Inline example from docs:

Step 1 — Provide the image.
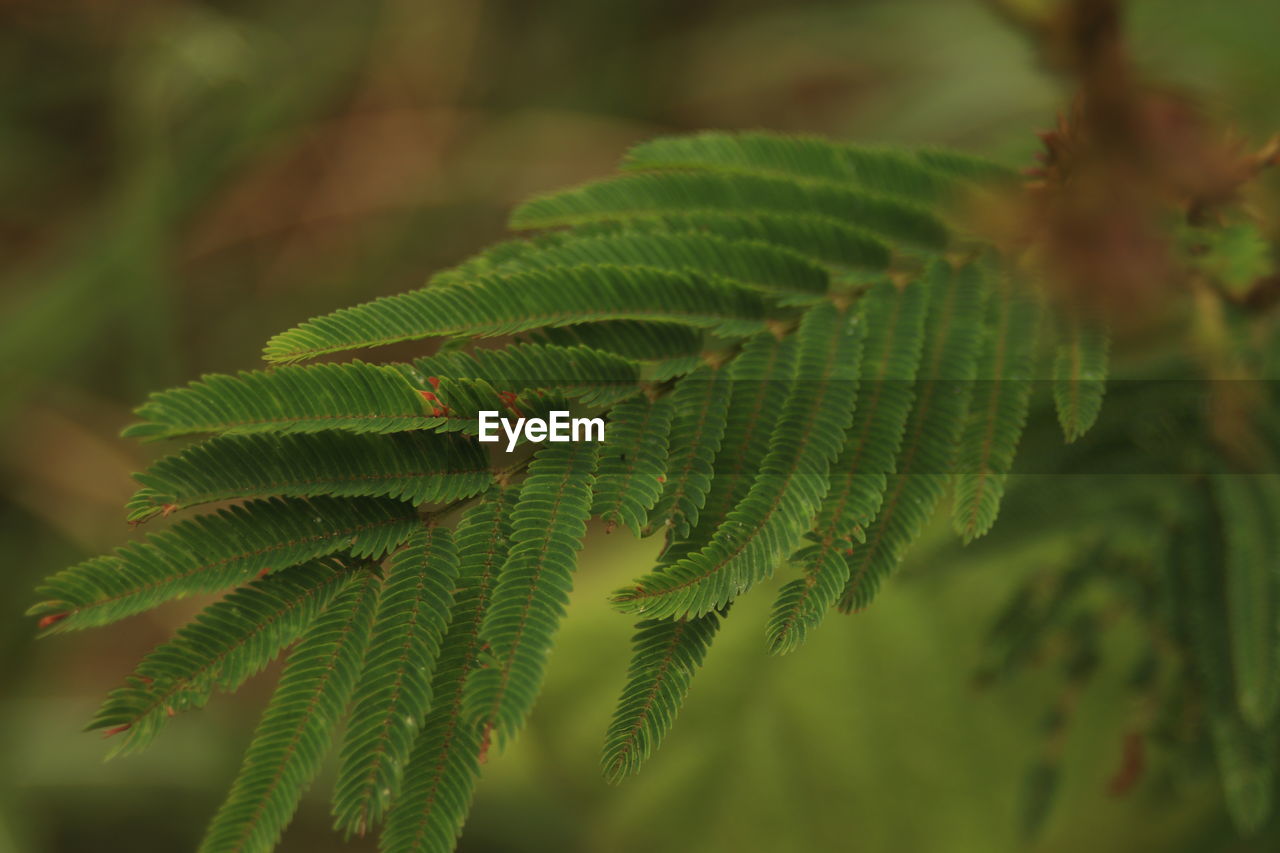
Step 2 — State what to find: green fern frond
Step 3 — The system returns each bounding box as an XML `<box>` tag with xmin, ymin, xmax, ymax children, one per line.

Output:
<box><xmin>510</xmin><ymin>171</ymin><xmax>948</xmax><ymax>250</ymax></box>
<box><xmin>127</xmin><ymin>432</ymin><xmax>492</xmax><ymax>522</ymax></box>
<box><xmin>87</xmin><ymin>558</ymin><xmax>352</xmax><ymax>756</ymax></box>
<box><xmin>953</xmin><ymin>269</ymin><xmax>1041</xmax><ymax>543</ymax></box>
<box><xmin>264</xmin><ymin>265</ymin><xmax>770</xmax><ymax>365</ymax></box>
<box><xmin>333</xmin><ymin>524</ymin><xmax>460</xmax><ymax>837</ymax></box>
<box><xmin>1052</xmin><ymin>313</ymin><xmax>1109</xmax><ymax>443</ymax></box>
<box><xmin>683</xmin><ymin>332</ymin><xmax>799</xmax><ymax>551</ymax></box>
<box><xmin>644</xmin><ymin>364</ymin><xmax>734</xmax><ymax>539</ymax></box>
<box><xmin>592</xmin><ymin>395</ymin><xmax>676</xmax><ymax>535</ymax></box>
<box><xmin>29</xmin><ymin>497</ymin><xmax>418</xmax><ymax>632</ymax></box>
<box><xmin>123</xmin><ymin>362</ymin><xmax>439</xmax><ymax>440</ymax></box>
<box><xmin>763</xmin><ymin>279</ymin><xmax>929</xmax><ymax>652</ymax></box>
<box><xmin>1212</xmin><ymin>473</ymin><xmax>1280</xmax><ymax>728</ymax></box>
<box><xmin>509</xmin><ymin>211</ymin><xmax>892</xmax><ymax>271</ymax></box>
<box><xmin>408</xmin><ymin>342</ymin><xmax>641</xmax><ymax>408</ymax></box>
<box><xmin>763</xmin><ymin>277</ymin><xmax>932</xmax><ymax>654</ymax></box>
<box><xmin>462</xmin><ymin>442</ymin><xmax>599</xmax><ymax>746</ymax></box>
<box><xmin>617</xmin><ymin>302</ymin><xmax>864</xmax><ymax>619</ymax></box>
<box><xmin>913</xmin><ymin>148</ymin><xmax>1020</xmax><ymax>183</ymax></box>
<box><xmin>441</xmin><ymin>230</ymin><xmax>831</xmax><ymax>303</ymax></box>
<box><xmin>382</xmin><ymin>486</ymin><xmax>516</xmax><ymax>853</ymax></box>
<box><xmin>199</xmin><ymin>568</ymin><xmax>381</xmax><ymax>853</ymax></box>
<box><xmin>622</xmin><ymin>131</ymin><xmax>958</xmax><ymax>204</ymax></box>
<box><xmin>533</xmin><ymin>321</ymin><xmax>705</xmax><ymax>381</ymax></box>
<box><xmin>600</xmin><ymin>612</ymin><xmax>722</xmax><ymax>783</ymax></box>
<box><xmin>840</xmin><ymin>261</ymin><xmax>987</xmax><ymax>612</ymax></box>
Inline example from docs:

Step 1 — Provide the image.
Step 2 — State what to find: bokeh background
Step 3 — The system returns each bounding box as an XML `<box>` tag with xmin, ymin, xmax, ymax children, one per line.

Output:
<box><xmin>2</xmin><ymin>1</ymin><xmax>1279</xmax><ymax>851</ymax></box>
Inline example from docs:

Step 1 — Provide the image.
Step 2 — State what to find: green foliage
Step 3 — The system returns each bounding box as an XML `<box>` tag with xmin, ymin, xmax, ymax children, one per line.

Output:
<box><xmin>38</xmin><ymin>130</ymin><xmax>1200</xmax><ymax>851</ymax></box>
<box><xmin>1052</xmin><ymin>313</ymin><xmax>1109</xmax><ymax>443</ymax></box>
<box><xmin>592</xmin><ymin>395</ymin><xmax>677</xmax><ymax>535</ymax></box>
<box><xmin>616</xmin><ymin>302</ymin><xmax>865</xmax><ymax>619</ymax></box>
<box><xmin>840</xmin><ymin>261</ymin><xmax>987</xmax><ymax>612</ymax></box>
<box><xmin>952</xmin><ymin>269</ymin><xmax>1041</xmax><ymax>543</ymax></box>
<box><xmin>89</xmin><ymin>558</ymin><xmax>354</xmax><ymax>756</ymax></box>
<box><xmin>201</xmin><ymin>568</ymin><xmax>381</xmax><ymax>853</ymax></box>
<box><xmin>381</xmin><ymin>486</ymin><xmax>515</xmax><ymax>853</ymax></box>
<box><xmin>461</xmin><ymin>441</ymin><xmax>600</xmax><ymax>746</ymax></box>
<box><xmin>601</xmin><ymin>612</ymin><xmax>722</xmax><ymax>783</ymax></box>
<box><xmin>333</xmin><ymin>524</ymin><xmax>460</xmax><ymax>836</ymax></box>
<box><xmin>29</xmin><ymin>496</ymin><xmax>417</xmax><ymax>632</ymax></box>
<box><xmin>127</xmin><ymin>431</ymin><xmax>492</xmax><ymax>521</ymax></box>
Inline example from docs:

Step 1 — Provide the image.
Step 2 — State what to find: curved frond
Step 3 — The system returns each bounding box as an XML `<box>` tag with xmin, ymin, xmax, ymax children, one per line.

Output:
<box><xmin>381</xmin><ymin>486</ymin><xmax>517</xmax><ymax>853</ymax></box>
<box><xmin>462</xmin><ymin>442</ymin><xmax>599</xmax><ymax>745</ymax></box>
<box><xmin>264</xmin><ymin>265</ymin><xmax>771</xmax><ymax>365</ymax></box>
<box><xmin>1052</xmin><ymin>314</ymin><xmax>1109</xmax><ymax>443</ymax></box>
<box><xmin>617</xmin><ymin>302</ymin><xmax>864</xmax><ymax>619</ymax></box>
<box><xmin>333</xmin><ymin>524</ymin><xmax>460</xmax><ymax>837</ymax></box>
<box><xmin>840</xmin><ymin>261</ymin><xmax>988</xmax><ymax>612</ymax></box>
<box><xmin>29</xmin><ymin>497</ymin><xmax>418</xmax><ymax>632</ymax></box>
<box><xmin>644</xmin><ymin>364</ymin><xmax>734</xmax><ymax>539</ymax></box>
<box><xmin>127</xmin><ymin>432</ymin><xmax>492</xmax><ymax>522</ymax></box>
<box><xmin>623</xmin><ymin>131</ymin><xmax>957</xmax><ymax>204</ymax></box>
<box><xmin>88</xmin><ymin>558</ymin><xmax>353</xmax><ymax>756</ymax></box>
<box><xmin>199</xmin><ymin>568</ymin><xmax>381</xmax><ymax>853</ymax></box>
<box><xmin>510</xmin><ymin>171</ymin><xmax>948</xmax><ymax>251</ymax></box>
<box><xmin>592</xmin><ymin>395</ymin><xmax>676</xmax><ymax>535</ymax></box>
<box><xmin>482</xmin><ymin>212</ymin><xmax>892</xmax><ymax>272</ymax></box>
<box><xmin>953</xmin><ymin>270</ymin><xmax>1042</xmax><ymax>543</ymax></box>
<box><xmin>533</xmin><ymin>321</ymin><xmax>705</xmax><ymax>381</ymax></box>
<box><xmin>683</xmin><ymin>332</ymin><xmax>800</xmax><ymax>550</ymax></box>
<box><xmin>123</xmin><ymin>362</ymin><xmax>438</xmax><ymax>440</ymax></box>
<box><xmin>765</xmin><ymin>280</ymin><xmax>928</xmax><ymax>652</ymax></box>
<box><xmin>601</xmin><ymin>612</ymin><xmax>722</xmax><ymax>783</ymax></box>
<box><xmin>409</xmin><ymin>342</ymin><xmax>641</xmax><ymax>408</ymax></box>
<box><xmin>442</xmin><ymin>230</ymin><xmax>830</xmax><ymax>303</ymax></box>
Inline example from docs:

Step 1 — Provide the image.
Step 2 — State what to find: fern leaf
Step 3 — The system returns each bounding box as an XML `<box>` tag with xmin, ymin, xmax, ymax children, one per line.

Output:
<box><xmin>592</xmin><ymin>395</ymin><xmax>676</xmax><ymax>535</ymax></box>
<box><xmin>127</xmin><ymin>432</ymin><xmax>492</xmax><ymax>522</ymax></box>
<box><xmin>123</xmin><ymin>362</ymin><xmax>439</xmax><ymax>440</ymax></box>
<box><xmin>533</xmin><ymin>321</ymin><xmax>705</xmax><ymax>381</ymax></box>
<box><xmin>913</xmin><ymin>148</ymin><xmax>1020</xmax><ymax>183</ymax></box>
<box><xmin>199</xmin><ymin>568</ymin><xmax>381</xmax><ymax>853</ymax></box>
<box><xmin>510</xmin><ymin>171</ymin><xmax>948</xmax><ymax>251</ymax></box>
<box><xmin>462</xmin><ymin>442</ymin><xmax>599</xmax><ymax>745</ymax></box>
<box><xmin>673</xmin><ymin>332</ymin><xmax>800</xmax><ymax>559</ymax></box>
<box><xmin>840</xmin><ymin>261</ymin><xmax>988</xmax><ymax>612</ymax></box>
<box><xmin>381</xmin><ymin>486</ymin><xmax>516</xmax><ymax>853</ymax></box>
<box><xmin>477</xmin><ymin>212</ymin><xmax>891</xmax><ymax>272</ymax></box>
<box><xmin>408</xmin><ymin>342</ymin><xmax>641</xmax><ymax>408</ymax></box>
<box><xmin>767</xmin><ymin>277</ymin><xmax>931</xmax><ymax>650</ymax></box>
<box><xmin>765</xmin><ymin>546</ymin><xmax>851</xmax><ymax>655</ymax></box>
<box><xmin>617</xmin><ymin>302</ymin><xmax>864</xmax><ymax>619</ymax></box>
<box><xmin>623</xmin><ymin>131</ymin><xmax>956</xmax><ymax>204</ymax></box>
<box><xmin>333</xmin><ymin>524</ymin><xmax>460</xmax><ymax>837</ymax></box>
<box><xmin>600</xmin><ymin>612</ymin><xmax>722</xmax><ymax>783</ymax></box>
<box><xmin>264</xmin><ymin>265</ymin><xmax>770</xmax><ymax>364</ymax></box>
<box><xmin>1052</xmin><ymin>314</ymin><xmax>1109</xmax><ymax>443</ymax></box>
<box><xmin>87</xmin><ymin>558</ymin><xmax>352</xmax><ymax>756</ymax></box>
<box><xmin>953</xmin><ymin>270</ymin><xmax>1041</xmax><ymax>543</ymax></box>
<box><xmin>29</xmin><ymin>497</ymin><xmax>418</xmax><ymax>632</ymax></box>
<box><xmin>1212</xmin><ymin>473</ymin><xmax>1280</xmax><ymax>728</ymax></box>
<box><xmin>644</xmin><ymin>364</ymin><xmax>734</xmax><ymax>539</ymax></box>
<box><xmin>442</xmin><ymin>230</ymin><xmax>830</xmax><ymax>302</ymax></box>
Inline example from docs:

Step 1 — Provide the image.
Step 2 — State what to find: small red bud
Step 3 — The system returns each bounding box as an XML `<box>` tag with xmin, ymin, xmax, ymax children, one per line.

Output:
<box><xmin>37</xmin><ymin>612</ymin><xmax>68</xmax><ymax>631</ymax></box>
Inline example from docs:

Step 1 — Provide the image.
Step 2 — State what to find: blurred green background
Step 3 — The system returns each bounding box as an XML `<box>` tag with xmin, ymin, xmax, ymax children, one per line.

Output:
<box><xmin>2</xmin><ymin>1</ymin><xmax>1278</xmax><ymax>851</ymax></box>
